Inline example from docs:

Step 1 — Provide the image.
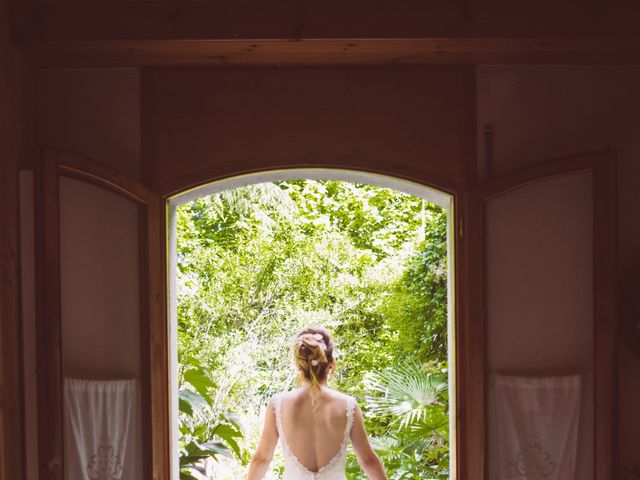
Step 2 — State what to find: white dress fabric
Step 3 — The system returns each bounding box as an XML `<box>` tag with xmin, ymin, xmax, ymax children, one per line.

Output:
<box><xmin>489</xmin><ymin>373</ymin><xmax>582</xmax><ymax>480</ymax></box>
<box><xmin>273</xmin><ymin>393</ymin><xmax>356</xmax><ymax>480</ymax></box>
<box><xmin>64</xmin><ymin>378</ymin><xmax>138</xmax><ymax>480</ymax></box>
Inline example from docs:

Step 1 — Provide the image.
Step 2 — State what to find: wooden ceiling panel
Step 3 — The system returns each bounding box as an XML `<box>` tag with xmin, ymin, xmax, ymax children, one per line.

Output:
<box><xmin>10</xmin><ymin>0</ymin><xmax>640</xmax><ymax>66</ymax></box>
<box><xmin>12</xmin><ymin>0</ymin><xmax>640</xmax><ymax>41</ymax></box>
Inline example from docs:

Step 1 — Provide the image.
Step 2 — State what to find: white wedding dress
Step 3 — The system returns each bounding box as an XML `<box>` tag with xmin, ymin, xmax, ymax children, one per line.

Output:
<box><xmin>273</xmin><ymin>393</ymin><xmax>357</xmax><ymax>480</ymax></box>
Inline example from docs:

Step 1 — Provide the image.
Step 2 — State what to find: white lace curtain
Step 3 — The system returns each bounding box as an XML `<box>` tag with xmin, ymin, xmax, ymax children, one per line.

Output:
<box><xmin>489</xmin><ymin>373</ymin><xmax>582</xmax><ymax>480</ymax></box>
<box><xmin>64</xmin><ymin>378</ymin><xmax>138</xmax><ymax>480</ymax></box>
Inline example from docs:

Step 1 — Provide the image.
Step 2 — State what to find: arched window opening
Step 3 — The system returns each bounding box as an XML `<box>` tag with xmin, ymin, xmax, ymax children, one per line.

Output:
<box><xmin>168</xmin><ymin>170</ymin><xmax>456</xmax><ymax>480</ymax></box>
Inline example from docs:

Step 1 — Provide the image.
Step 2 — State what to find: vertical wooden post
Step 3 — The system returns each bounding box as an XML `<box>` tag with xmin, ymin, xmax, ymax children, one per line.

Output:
<box><xmin>457</xmin><ymin>189</ymin><xmax>486</xmax><ymax>480</ymax></box>
<box><xmin>36</xmin><ymin>151</ymin><xmax>65</xmax><ymax>480</ymax></box>
<box><xmin>0</xmin><ymin>2</ymin><xmax>26</xmax><ymax>477</ymax></box>
<box><xmin>593</xmin><ymin>153</ymin><xmax>618</xmax><ymax>480</ymax></box>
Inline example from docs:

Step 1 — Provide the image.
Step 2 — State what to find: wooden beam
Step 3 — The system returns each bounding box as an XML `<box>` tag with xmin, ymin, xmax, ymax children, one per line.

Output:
<box><xmin>13</xmin><ymin>37</ymin><xmax>640</xmax><ymax>67</ymax></box>
<box><xmin>10</xmin><ymin>0</ymin><xmax>640</xmax><ymax>67</ymax></box>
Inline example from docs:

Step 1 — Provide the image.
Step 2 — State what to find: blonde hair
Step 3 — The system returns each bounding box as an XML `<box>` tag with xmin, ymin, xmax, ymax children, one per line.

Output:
<box><xmin>294</xmin><ymin>327</ymin><xmax>334</xmax><ymax>407</ymax></box>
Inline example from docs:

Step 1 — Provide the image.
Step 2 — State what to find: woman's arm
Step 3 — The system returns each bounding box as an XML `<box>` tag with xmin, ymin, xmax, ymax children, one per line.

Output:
<box><xmin>350</xmin><ymin>403</ymin><xmax>388</xmax><ymax>480</ymax></box>
<box><xmin>246</xmin><ymin>400</ymin><xmax>279</xmax><ymax>480</ymax></box>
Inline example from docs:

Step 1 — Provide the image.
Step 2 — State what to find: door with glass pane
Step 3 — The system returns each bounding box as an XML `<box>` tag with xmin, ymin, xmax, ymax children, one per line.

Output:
<box><xmin>463</xmin><ymin>151</ymin><xmax>616</xmax><ymax>480</ymax></box>
<box><xmin>37</xmin><ymin>148</ymin><xmax>169</xmax><ymax>480</ymax></box>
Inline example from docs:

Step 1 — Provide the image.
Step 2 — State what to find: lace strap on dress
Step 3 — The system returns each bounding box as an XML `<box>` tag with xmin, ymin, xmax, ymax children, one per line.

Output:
<box><xmin>344</xmin><ymin>396</ymin><xmax>357</xmax><ymax>440</ymax></box>
<box><xmin>272</xmin><ymin>393</ymin><xmax>284</xmax><ymax>438</ymax></box>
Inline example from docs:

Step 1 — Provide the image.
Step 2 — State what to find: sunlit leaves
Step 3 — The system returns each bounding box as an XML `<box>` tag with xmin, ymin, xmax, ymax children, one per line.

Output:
<box><xmin>184</xmin><ymin>368</ymin><xmax>217</xmax><ymax>404</ymax></box>
<box><xmin>355</xmin><ymin>363</ymin><xmax>449</xmax><ymax>479</ymax></box>
<box><xmin>176</xmin><ymin>180</ymin><xmax>449</xmax><ymax>479</ymax></box>
<box><xmin>364</xmin><ymin>362</ymin><xmax>448</xmax><ymax>429</ymax></box>
<box><xmin>178</xmin><ymin>357</ymin><xmax>244</xmax><ymax>479</ymax></box>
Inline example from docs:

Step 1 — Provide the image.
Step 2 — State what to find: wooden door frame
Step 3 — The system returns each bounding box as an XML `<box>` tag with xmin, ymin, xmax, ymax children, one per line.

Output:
<box><xmin>34</xmin><ymin>147</ymin><xmax>617</xmax><ymax>480</ymax></box>
<box><xmin>162</xmin><ymin>162</ymin><xmax>478</xmax><ymax>479</ymax></box>
<box><xmin>466</xmin><ymin>150</ymin><xmax>618</xmax><ymax>480</ymax></box>
<box><xmin>35</xmin><ymin>147</ymin><xmax>169</xmax><ymax>480</ymax></box>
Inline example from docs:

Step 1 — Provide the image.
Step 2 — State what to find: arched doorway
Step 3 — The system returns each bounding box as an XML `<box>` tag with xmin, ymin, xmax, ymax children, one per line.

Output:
<box><xmin>167</xmin><ymin>169</ymin><xmax>457</xmax><ymax>479</ymax></box>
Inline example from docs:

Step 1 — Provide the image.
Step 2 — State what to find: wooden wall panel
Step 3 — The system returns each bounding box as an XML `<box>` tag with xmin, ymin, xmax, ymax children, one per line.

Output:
<box><xmin>37</xmin><ymin>68</ymin><xmax>141</xmax><ymax>179</ymax></box>
<box><xmin>0</xmin><ymin>66</ymin><xmax>24</xmax><ymax>480</ymax></box>
<box><xmin>142</xmin><ymin>67</ymin><xmax>475</xmax><ymax>195</ymax></box>
<box><xmin>0</xmin><ymin>0</ymin><xmax>30</xmax><ymax>476</ymax></box>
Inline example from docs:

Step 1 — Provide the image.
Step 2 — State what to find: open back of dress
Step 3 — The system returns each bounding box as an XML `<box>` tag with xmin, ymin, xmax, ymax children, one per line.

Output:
<box><xmin>273</xmin><ymin>393</ymin><xmax>356</xmax><ymax>480</ymax></box>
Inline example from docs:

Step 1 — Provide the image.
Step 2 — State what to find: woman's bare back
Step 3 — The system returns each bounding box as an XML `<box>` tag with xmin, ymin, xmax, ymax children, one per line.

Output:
<box><xmin>245</xmin><ymin>326</ymin><xmax>387</xmax><ymax>479</ymax></box>
<box><xmin>246</xmin><ymin>385</ymin><xmax>387</xmax><ymax>480</ymax></box>
<box><xmin>278</xmin><ymin>387</ymin><xmax>353</xmax><ymax>473</ymax></box>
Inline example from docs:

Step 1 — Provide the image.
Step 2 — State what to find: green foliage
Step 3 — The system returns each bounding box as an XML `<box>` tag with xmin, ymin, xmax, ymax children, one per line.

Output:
<box><xmin>176</xmin><ymin>181</ymin><xmax>449</xmax><ymax>479</ymax></box>
<box><xmin>179</xmin><ymin>356</ymin><xmax>244</xmax><ymax>480</ymax></box>
<box><xmin>365</xmin><ymin>362</ymin><xmax>448</xmax><ymax>431</ymax></box>
<box><xmin>381</xmin><ymin>208</ymin><xmax>448</xmax><ymax>362</ymax></box>
<box><xmin>347</xmin><ymin>363</ymin><xmax>449</xmax><ymax>480</ymax></box>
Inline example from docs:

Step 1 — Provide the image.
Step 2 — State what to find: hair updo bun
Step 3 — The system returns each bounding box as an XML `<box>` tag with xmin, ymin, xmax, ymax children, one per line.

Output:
<box><xmin>294</xmin><ymin>327</ymin><xmax>334</xmax><ymax>401</ymax></box>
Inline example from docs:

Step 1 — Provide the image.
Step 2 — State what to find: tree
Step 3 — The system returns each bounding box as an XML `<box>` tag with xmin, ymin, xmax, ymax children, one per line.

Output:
<box><xmin>175</xmin><ymin>180</ymin><xmax>449</xmax><ymax>479</ymax></box>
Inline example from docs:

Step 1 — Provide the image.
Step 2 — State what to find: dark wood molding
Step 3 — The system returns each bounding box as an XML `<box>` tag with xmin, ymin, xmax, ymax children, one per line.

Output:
<box><xmin>36</xmin><ymin>149</ymin><xmax>64</xmax><ymax>480</ymax></box>
<box><xmin>619</xmin><ymin>267</ymin><xmax>640</xmax><ymax>360</ymax></box>
<box><xmin>0</xmin><ymin>79</ymin><xmax>26</xmax><ymax>480</ymax></box>
<box><xmin>458</xmin><ymin>188</ymin><xmax>486</xmax><ymax>479</ymax></box>
<box><xmin>0</xmin><ymin>181</ymin><xmax>25</xmax><ymax>480</ymax></box>
<box><xmin>10</xmin><ymin>1</ymin><xmax>640</xmax><ymax>67</ymax></box>
<box><xmin>474</xmin><ymin>150</ymin><xmax>611</xmax><ymax>199</ymax></box>
<box><xmin>593</xmin><ymin>152</ymin><xmax>618</xmax><ymax>480</ymax></box>
<box><xmin>55</xmin><ymin>149</ymin><xmax>152</xmax><ymax>204</ymax></box>
<box><xmin>147</xmin><ymin>194</ymin><xmax>170</xmax><ymax>480</ymax></box>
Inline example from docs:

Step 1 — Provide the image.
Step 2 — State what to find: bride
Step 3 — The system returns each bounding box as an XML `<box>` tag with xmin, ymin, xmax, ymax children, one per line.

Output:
<box><xmin>246</xmin><ymin>327</ymin><xmax>388</xmax><ymax>480</ymax></box>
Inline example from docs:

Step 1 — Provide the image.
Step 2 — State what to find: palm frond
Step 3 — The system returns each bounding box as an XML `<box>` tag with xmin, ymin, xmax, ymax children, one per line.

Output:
<box><xmin>364</xmin><ymin>361</ymin><xmax>448</xmax><ymax>431</ymax></box>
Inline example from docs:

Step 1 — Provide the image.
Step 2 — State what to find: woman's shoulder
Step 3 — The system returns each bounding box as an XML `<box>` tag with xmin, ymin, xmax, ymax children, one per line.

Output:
<box><xmin>269</xmin><ymin>389</ymin><xmax>299</xmax><ymax>404</ymax></box>
<box><xmin>327</xmin><ymin>387</ymin><xmax>357</xmax><ymax>400</ymax></box>
<box><xmin>267</xmin><ymin>391</ymin><xmax>286</xmax><ymax>408</ymax></box>
<box><xmin>272</xmin><ymin>388</ymin><xmax>357</xmax><ymax>402</ymax></box>
<box><xmin>320</xmin><ymin>388</ymin><xmax>359</xmax><ymax>409</ymax></box>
